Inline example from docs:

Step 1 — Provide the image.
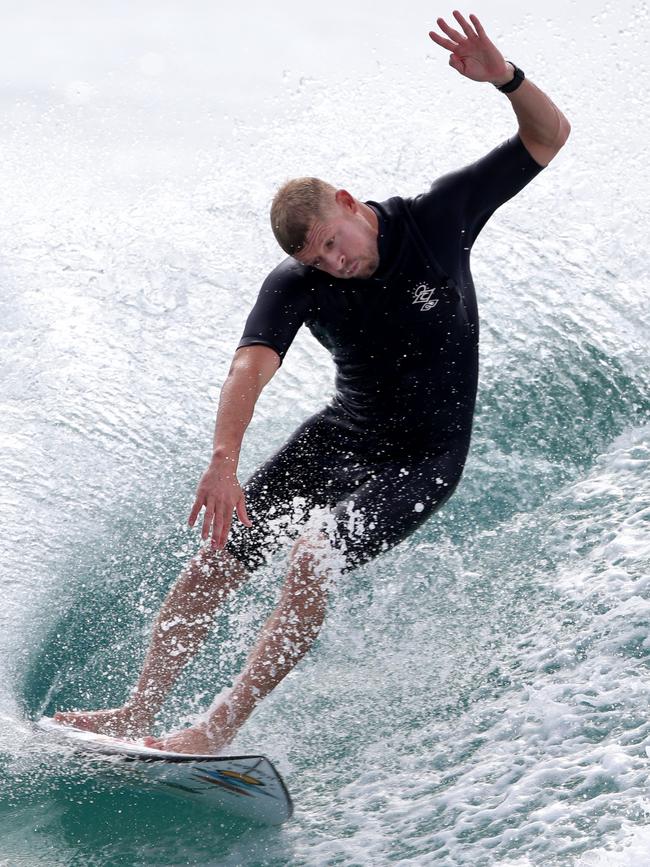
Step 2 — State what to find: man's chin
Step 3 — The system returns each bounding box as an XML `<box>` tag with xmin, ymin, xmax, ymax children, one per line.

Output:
<box><xmin>360</xmin><ymin>259</ymin><xmax>380</xmax><ymax>279</ymax></box>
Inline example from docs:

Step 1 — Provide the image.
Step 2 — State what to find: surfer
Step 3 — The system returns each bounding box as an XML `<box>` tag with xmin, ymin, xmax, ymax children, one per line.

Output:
<box><xmin>55</xmin><ymin>11</ymin><xmax>570</xmax><ymax>753</ymax></box>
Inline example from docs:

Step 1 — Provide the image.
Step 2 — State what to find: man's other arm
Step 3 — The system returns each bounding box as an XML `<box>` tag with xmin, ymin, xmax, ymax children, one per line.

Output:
<box><xmin>494</xmin><ymin>63</ymin><xmax>571</xmax><ymax>167</ymax></box>
<box><xmin>189</xmin><ymin>344</ymin><xmax>281</xmax><ymax>549</ymax></box>
<box><xmin>429</xmin><ymin>11</ymin><xmax>570</xmax><ymax>167</ymax></box>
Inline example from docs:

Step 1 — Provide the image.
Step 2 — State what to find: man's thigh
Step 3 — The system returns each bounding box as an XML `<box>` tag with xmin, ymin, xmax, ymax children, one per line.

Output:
<box><xmin>328</xmin><ymin>437</ymin><xmax>471</xmax><ymax>571</ymax></box>
<box><xmin>225</xmin><ymin>412</ymin><xmax>471</xmax><ymax>574</ymax></box>
<box><xmin>224</xmin><ymin>410</ymin><xmax>371</xmax><ymax>570</ymax></box>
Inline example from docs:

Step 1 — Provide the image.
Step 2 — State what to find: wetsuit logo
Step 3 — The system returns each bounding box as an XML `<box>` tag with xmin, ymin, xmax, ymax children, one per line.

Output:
<box><xmin>412</xmin><ymin>283</ymin><xmax>438</xmax><ymax>312</ymax></box>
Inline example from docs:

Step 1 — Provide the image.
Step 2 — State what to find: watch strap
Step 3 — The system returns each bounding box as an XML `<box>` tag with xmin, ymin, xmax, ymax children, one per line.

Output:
<box><xmin>496</xmin><ymin>62</ymin><xmax>525</xmax><ymax>94</ymax></box>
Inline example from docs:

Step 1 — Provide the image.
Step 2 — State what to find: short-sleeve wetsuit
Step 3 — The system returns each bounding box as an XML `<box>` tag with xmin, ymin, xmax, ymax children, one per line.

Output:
<box><xmin>226</xmin><ymin>135</ymin><xmax>543</xmax><ymax>572</ymax></box>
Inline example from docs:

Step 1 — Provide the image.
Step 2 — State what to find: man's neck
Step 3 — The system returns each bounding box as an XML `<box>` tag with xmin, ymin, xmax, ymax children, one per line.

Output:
<box><xmin>360</xmin><ymin>201</ymin><xmax>379</xmax><ymax>236</ymax></box>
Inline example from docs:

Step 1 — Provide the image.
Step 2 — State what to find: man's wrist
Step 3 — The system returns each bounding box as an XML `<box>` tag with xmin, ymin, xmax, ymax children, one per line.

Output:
<box><xmin>490</xmin><ymin>61</ymin><xmax>514</xmax><ymax>88</ymax></box>
<box><xmin>211</xmin><ymin>446</ymin><xmax>240</xmax><ymax>466</ymax></box>
<box><xmin>494</xmin><ymin>62</ymin><xmax>526</xmax><ymax>94</ymax></box>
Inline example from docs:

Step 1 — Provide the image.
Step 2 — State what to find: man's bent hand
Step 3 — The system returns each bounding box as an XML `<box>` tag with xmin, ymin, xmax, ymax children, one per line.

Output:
<box><xmin>429</xmin><ymin>11</ymin><xmax>510</xmax><ymax>84</ymax></box>
<box><xmin>188</xmin><ymin>460</ymin><xmax>252</xmax><ymax>550</ymax></box>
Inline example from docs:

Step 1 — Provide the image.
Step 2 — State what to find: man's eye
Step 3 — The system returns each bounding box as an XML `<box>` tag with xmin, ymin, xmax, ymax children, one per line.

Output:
<box><xmin>325</xmin><ymin>238</ymin><xmax>334</xmax><ymax>248</ymax></box>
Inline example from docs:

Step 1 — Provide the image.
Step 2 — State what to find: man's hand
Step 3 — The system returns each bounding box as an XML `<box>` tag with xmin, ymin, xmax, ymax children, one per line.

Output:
<box><xmin>188</xmin><ymin>460</ymin><xmax>252</xmax><ymax>550</ymax></box>
<box><xmin>429</xmin><ymin>10</ymin><xmax>510</xmax><ymax>85</ymax></box>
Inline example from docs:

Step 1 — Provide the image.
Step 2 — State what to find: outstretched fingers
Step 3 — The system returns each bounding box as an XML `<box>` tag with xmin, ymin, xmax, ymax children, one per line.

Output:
<box><xmin>428</xmin><ymin>29</ymin><xmax>458</xmax><ymax>52</ymax></box>
<box><xmin>215</xmin><ymin>519</ymin><xmax>230</xmax><ymax>550</ymax></box>
<box><xmin>236</xmin><ymin>494</ymin><xmax>252</xmax><ymax>529</ymax></box>
<box><xmin>189</xmin><ymin>494</ymin><xmax>221</xmax><ymax>543</ymax></box>
<box><xmin>430</xmin><ymin>11</ymin><xmax>487</xmax><ymax>52</ymax></box>
<box><xmin>188</xmin><ymin>494</ymin><xmax>204</xmax><ymax>528</ymax></box>
<box><xmin>211</xmin><ymin>506</ymin><xmax>226</xmax><ymax>549</ymax></box>
<box><xmin>469</xmin><ymin>13</ymin><xmax>487</xmax><ymax>39</ymax></box>
<box><xmin>189</xmin><ymin>482</ymin><xmax>252</xmax><ymax>551</ymax></box>
<box><xmin>436</xmin><ymin>16</ymin><xmax>467</xmax><ymax>45</ymax></box>
<box><xmin>201</xmin><ymin>498</ymin><xmax>216</xmax><ymax>540</ymax></box>
<box><xmin>213</xmin><ymin>496</ymin><xmax>251</xmax><ymax>550</ymax></box>
<box><xmin>452</xmin><ymin>10</ymin><xmax>477</xmax><ymax>39</ymax></box>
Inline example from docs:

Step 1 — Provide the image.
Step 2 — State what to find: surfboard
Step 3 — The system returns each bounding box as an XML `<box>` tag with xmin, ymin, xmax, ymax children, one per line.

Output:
<box><xmin>37</xmin><ymin>716</ymin><xmax>293</xmax><ymax>825</ymax></box>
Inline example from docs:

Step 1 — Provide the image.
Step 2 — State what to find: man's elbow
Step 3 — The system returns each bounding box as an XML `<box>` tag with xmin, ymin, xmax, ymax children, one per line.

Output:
<box><xmin>522</xmin><ymin>112</ymin><xmax>571</xmax><ymax>167</ymax></box>
<box><xmin>544</xmin><ymin>114</ymin><xmax>571</xmax><ymax>165</ymax></box>
<box><xmin>546</xmin><ymin>112</ymin><xmax>571</xmax><ymax>155</ymax></box>
<box><xmin>230</xmin><ymin>344</ymin><xmax>281</xmax><ymax>391</ymax></box>
<box><xmin>557</xmin><ymin>114</ymin><xmax>571</xmax><ymax>149</ymax></box>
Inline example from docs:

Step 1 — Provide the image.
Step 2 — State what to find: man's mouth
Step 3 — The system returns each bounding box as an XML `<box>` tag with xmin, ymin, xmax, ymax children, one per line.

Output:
<box><xmin>345</xmin><ymin>261</ymin><xmax>359</xmax><ymax>278</ymax></box>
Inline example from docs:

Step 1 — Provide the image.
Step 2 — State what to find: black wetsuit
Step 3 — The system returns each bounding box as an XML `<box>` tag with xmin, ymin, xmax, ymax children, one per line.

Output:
<box><xmin>226</xmin><ymin>135</ymin><xmax>543</xmax><ymax>571</ymax></box>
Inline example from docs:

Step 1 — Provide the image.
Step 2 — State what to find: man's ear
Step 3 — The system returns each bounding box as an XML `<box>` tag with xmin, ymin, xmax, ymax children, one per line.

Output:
<box><xmin>334</xmin><ymin>189</ymin><xmax>357</xmax><ymax>212</ymax></box>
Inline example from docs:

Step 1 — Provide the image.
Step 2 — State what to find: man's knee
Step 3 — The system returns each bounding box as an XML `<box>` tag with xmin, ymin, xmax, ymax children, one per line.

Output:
<box><xmin>286</xmin><ymin>529</ymin><xmax>346</xmax><ymax>600</ymax></box>
<box><xmin>288</xmin><ymin>531</ymin><xmax>341</xmax><ymax>581</ymax></box>
<box><xmin>181</xmin><ymin>547</ymin><xmax>248</xmax><ymax>601</ymax></box>
<box><xmin>278</xmin><ymin>534</ymin><xmax>333</xmax><ymax>628</ymax></box>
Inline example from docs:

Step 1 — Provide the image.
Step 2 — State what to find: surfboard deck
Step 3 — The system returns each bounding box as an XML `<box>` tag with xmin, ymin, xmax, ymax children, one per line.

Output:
<box><xmin>37</xmin><ymin>716</ymin><xmax>293</xmax><ymax>825</ymax></box>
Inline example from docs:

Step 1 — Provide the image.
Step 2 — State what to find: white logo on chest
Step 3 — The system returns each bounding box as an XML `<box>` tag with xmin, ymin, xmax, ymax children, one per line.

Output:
<box><xmin>412</xmin><ymin>283</ymin><xmax>438</xmax><ymax>312</ymax></box>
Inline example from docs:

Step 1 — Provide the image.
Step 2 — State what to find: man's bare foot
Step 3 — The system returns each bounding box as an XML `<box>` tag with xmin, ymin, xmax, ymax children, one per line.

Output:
<box><xmin>143</xmin><ymin>721</ymin><xmax>233</xmax><ymax>755</ymax></box>
<box><xmin>53</xmin><ymin>705</ymin><xmax>154</xmax><ymax>740</ymax></box>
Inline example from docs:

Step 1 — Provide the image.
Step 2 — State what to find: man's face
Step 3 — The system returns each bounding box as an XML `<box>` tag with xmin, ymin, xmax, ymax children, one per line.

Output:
<box><xmin>293</xmin><ymin>190</ymin><xmax>380</xmax><ymax>280</ymax></box>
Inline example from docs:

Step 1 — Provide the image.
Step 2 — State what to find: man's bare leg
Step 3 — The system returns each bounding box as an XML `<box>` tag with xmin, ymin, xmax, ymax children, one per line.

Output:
<box><xmin>53</xmin><ymin>547</ymin><xmax>248</xmax><ymax>738</ymax></box>
<box><xmin>145</xmin><ymin>534</ymin><xmax>333</xmax><ymax>753</ymax></box>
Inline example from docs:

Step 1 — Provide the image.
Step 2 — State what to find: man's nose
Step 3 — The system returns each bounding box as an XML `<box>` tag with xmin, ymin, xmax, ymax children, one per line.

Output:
<box><xmin>327</xmin><ymin>250</ymin><xmax>345</xmax><ymax>273</ymax></box>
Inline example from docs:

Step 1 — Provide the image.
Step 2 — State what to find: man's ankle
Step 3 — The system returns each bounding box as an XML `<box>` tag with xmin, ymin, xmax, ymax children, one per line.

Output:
<box><xmin>124</xmin><ymin>699</ymin><xmax>156</xmax><ymax>725</ymax></box>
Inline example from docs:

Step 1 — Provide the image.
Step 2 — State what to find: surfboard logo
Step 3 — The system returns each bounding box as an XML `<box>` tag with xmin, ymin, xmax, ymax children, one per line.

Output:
<box><xmin>412</xmin><ymin>283</ymin><xmax>438</xmax><ymax>311</ymax></box>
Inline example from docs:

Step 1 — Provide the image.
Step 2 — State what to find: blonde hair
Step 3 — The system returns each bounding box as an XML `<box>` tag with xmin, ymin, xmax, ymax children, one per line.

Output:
<box><xmin>270</xmin><ymin>177</ymin><xmax>337</xmax><ymax>255</ymax></box>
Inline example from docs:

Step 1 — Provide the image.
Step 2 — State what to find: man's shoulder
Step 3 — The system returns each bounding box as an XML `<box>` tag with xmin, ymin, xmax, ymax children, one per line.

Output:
<box><xmin>261</xmin><ymin>256</ymin><xmax>321</xmax><ymax>293</ymax></box>
<box><xmin>375</xmin><ymin>186</ymin><xmax>454</xmax><ymax>230</ymax></box>
<box><xmin>253</xmin><ymin>257</ymin><xmax>326</xmax><ymax>322</ymax></box>
<box><xmin>370</xmin><ymin>194</ymin><xmax>409</xmax><ymax>221</ymax></box>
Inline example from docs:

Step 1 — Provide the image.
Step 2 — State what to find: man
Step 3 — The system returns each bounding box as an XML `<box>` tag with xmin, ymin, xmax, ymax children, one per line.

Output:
<box><xmin>55</xmin><ymin>11</ymin><xmax>570</xmax><ymax>753</ymax></box>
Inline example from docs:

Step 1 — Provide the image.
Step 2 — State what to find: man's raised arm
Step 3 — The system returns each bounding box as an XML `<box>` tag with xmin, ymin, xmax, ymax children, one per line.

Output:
<box><xmin>429</xmin><ymin>10</ymin><xmax>570</xmax><ymax>166</ymax></box>
<box><xmin>188</xmin><ymin>344</ymin><xmax>280</xmax><ymax>550</ymax></box>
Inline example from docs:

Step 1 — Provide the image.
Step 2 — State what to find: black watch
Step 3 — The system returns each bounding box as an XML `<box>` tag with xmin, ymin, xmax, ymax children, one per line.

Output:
<box><xmin>495</xmin><ymin>62</ymin><xmax>525</xmax><ymax>94</ymax></box>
